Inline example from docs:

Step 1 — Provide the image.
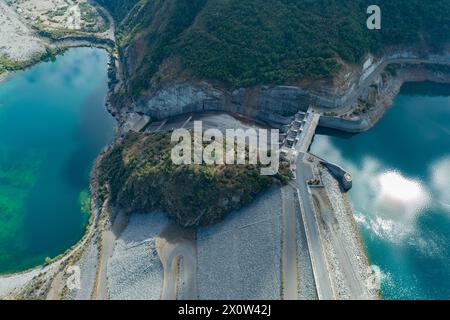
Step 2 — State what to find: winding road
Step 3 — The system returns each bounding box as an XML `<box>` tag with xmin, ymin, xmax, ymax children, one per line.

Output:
<box><xmin>156</xmin><ymin>224</ymin><xmax>198</xmax><ymax>300</ymax></box>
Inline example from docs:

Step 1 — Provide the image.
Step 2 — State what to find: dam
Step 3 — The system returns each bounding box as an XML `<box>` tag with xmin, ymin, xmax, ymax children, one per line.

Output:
<box><xmin>123</xmin><ymin>106</ymin><xmax>373</xmax><ymax>300</ymax></box>
<box><xmin>277</xmin><ymin>108</ymin><xmax>370</xmax><ymax>299</ymax></box>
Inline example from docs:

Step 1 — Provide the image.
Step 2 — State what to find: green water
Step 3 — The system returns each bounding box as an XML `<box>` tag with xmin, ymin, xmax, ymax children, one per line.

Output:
<box><xmin>0</xmin><ymin>48</ymin><xmax>114</xmax><ymax>274</ymax></box>
<box><xmin>311</xmin><ymin>82</ymin><xmax>450</xmax><ymax>299</ymax></box>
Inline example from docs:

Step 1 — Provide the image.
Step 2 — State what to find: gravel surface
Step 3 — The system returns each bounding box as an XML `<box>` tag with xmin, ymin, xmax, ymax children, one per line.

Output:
<box><xmin>197</xmin><ymin>186</ymin><xmax>282</xmax><ymax>300</ymax></box>
<box><xmin>0</xmin><ymin>1</ymin><xmax>45</xmax><ymax>61</ymax></box>
<box><xmin>107</xmin><ymin>212</ymin><xmax>169</xmax><ymax>300</ymax></box>
<box><xmin>65</xmin><ymin>234</ymin><xmax>100</xmax><ymax>300</ymax></box>
<box><xmin>9</xmin><ymin>0</ymin><xmax>106</xmax><ymax>32</ymax></box>
<box><xmin>177</xmin><ymin>257</ymin><xmax>185</xmax><ymax>300</ymax></box>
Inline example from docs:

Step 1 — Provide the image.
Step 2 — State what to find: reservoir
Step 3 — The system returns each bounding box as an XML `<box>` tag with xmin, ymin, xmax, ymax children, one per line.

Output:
<box><xmin>0</xmin><ymin>48</ymin><xmax>114</xmax><ymax>274</ymax></box>
<box><xmin>311</xmin><ymin>82</ymin><xmax>450</xmax><ymax>299</ymax></box>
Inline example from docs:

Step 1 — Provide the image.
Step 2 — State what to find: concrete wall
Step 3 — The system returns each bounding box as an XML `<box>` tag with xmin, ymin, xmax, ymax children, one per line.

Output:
<box><xmin>135</xmin><ymin>83</ymin><xmax>296</xmax><ymax>126</ymax></box>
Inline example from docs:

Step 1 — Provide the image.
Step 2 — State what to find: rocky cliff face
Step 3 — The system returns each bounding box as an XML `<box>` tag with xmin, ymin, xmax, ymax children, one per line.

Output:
<box><xmin>109</xmin><ymin>51</ymin><xmax>362</xmax><ymax>126</ymax></box>
<box><xmin>110</xmin><ymin>48</ymin><xmax>450</xmax><ymax>133</ymax></box>
<box><xmin>98</xmin><ymin>0</ymin><xmax>450</xmax><ymax>131</ymax></box>
<box><xmin>134</xmin><ymin>82</ymin><xmax>319</xmax><ymax>125</ymax></box>
<box><xmin>321</xmin><ymin>54</ymin><xmax>450</xmax><ymax>132</ymax></box>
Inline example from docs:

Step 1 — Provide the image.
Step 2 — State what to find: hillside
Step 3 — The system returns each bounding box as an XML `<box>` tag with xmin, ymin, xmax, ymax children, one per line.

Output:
<box><xmin>98</xmin><ymin>0</ymin><xmax>450</xmax><ymax>97</ymax></box>
<box><xmin>99</xmin><ymin>132</ymin><xmax>288</xmax><ymax>226</ymax></box>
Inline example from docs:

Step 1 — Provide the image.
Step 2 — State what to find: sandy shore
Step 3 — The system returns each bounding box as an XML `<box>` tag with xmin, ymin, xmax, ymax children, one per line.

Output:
<box><xmin>0</xmin><ymin>269</ymin><xmax>41</xmax><ymax>298</ymax></box>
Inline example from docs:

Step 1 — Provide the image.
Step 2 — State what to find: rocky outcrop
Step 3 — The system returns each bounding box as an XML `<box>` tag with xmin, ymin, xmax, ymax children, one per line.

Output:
<box><xmin>328</xmin><ymin>60</ymin><xmax>450</xmax><ymax>132</ymax></box>
<box><xmin>132</xmin><ymin>82</ymin><xmax>315</xmax><ymax>126</ymax></box>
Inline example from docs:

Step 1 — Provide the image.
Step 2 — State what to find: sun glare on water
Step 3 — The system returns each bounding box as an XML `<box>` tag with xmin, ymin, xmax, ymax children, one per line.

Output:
<box><xmin>376</xmin><ymin>171</ymin><xmax>430</xmax><ymax>220</ymax></box>
<box><xmin>379</xmin><ymin>171</ymin><xmax>426</xmax><ymax>202</ymax></box>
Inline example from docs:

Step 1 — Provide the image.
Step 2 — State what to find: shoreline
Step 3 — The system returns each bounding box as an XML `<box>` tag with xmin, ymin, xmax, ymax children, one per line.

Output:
<box><xmin>0</xmin><ymin>0</ymin><xmax>118</xmax><ymax>285</ymax></box>
<box><xmin>0</xmin><ymin>0</ymin><xmax>116</xmax><ymax>88</ymax></box>
<box><xmin>2</xmin><ymin>59</ymin><xmax>449</xmax><ymax>299</ymax></box>
<box><xmin>1</xmin><ymin>4</ymin><xmax>449</xmax><ymax>297</ymax></box>
<box><xmin>0</xmin><ymin>46</ymin><xmax>115</xmax><ymax>276</ymax></box>
<box><xmin>0</xmin><ymin>144</ymin><xmax>111</xmax><ymax>298</ymax></box>
<box><xmin>318</xmin><ymin>58</ymin><xmax>450</xmax><ymax>133</ymax></box>
<box><xmin>0</xmin><ymin>44</ymin><xmax>110</xmax><ymax>89</ymax></box>
<box><xmin>318</xmin><ymin>167</ymin><xmax>381</xmax><ymax>299</ymax></box>
<box><xmin>0</xmin><ymin>71</ymin><xmax>9</xmax><ymax>84</ymax></box>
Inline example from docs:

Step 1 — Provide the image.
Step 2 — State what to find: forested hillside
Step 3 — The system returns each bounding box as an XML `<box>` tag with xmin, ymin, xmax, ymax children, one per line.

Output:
<box><xmin>99</xmin><ymin>132</ymin><xmax>288</xmax><ymax>226</ymax></box>
<box><xmin>97</xmin><ymin>0</ymin><xmax>450</xmax><ymax>96</ymax></box>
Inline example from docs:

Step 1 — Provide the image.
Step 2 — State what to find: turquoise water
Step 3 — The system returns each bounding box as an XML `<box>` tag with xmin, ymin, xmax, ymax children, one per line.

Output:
<box><xmin>0</xmin><ymin>48</ymin><xmax>114</xmax><ymax>274</ymax></box>
<box><xmin>311</xmin><ymin>82</ymin><xmax>450</xmax><ymax>299</ymax></box>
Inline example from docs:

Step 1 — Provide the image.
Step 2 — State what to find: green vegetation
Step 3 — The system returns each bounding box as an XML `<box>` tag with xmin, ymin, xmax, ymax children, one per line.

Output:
<box><xmin>0</xmin><ymin>54</ymin><xmax>26</xmax><ymax>73</ymax></box>
<box><xmin>423</xmin><ymin>63</ymin><xmax>450</xmax><ymax>74</ymax></box>
<box><xmin>79</xmin><ymin>3</ymin><xmax>97</xmax><ymax>30</ymax></box>
<box><xmin>79</xmin><ymin>3</ymin><xmax>110</xmax><ymax>33</ymax></box>
<box><xmin>0</xmin><ymin>47</ymin><xmax>65</xmax><ymax>74</ymax></box>
<box><xmin>46</xmin><ymin>6</ymin><xmax>69</xmax><ymax>19</ymax></box>
<box><xmin>34</xmin><ymin>25</ymin><xmax>84</xmax><ymax>40</ymax></box>
<box><xmin>385</xmin><ymin>64</ymin><xmax>398</xmax><ymax>77</ymax></box>
<box><xmin>79</xmin><ymin>190</ymin><xmax>91</xmax><ymax>216</ymax></box>
<box><xmin>97</xmin><ymin>0</ymin><xmax>141</xmax><ymax>21</ymax></box>
<box><xmin>97</xmin><ymin>0</ymin><xmax>450</xmax><ymax>96</ymax></box>
<box><xmin>385</xmin><ymin>62</ymin><xmax>450</xmax><ymax>78</ymax></box>
<box><xmin>91</xmin><ymin>4</ymin><xmax>112</xmax><ymax>33</ymax></box>
<box><xmin>0</xmin><ymin>147</ymin><xmax>43</xmax><ymax>273</ymax></box>
<box><xmin>99</xmin><ymin>132</ymin><xmax>288</xmax><ymax>226</ymax></box>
